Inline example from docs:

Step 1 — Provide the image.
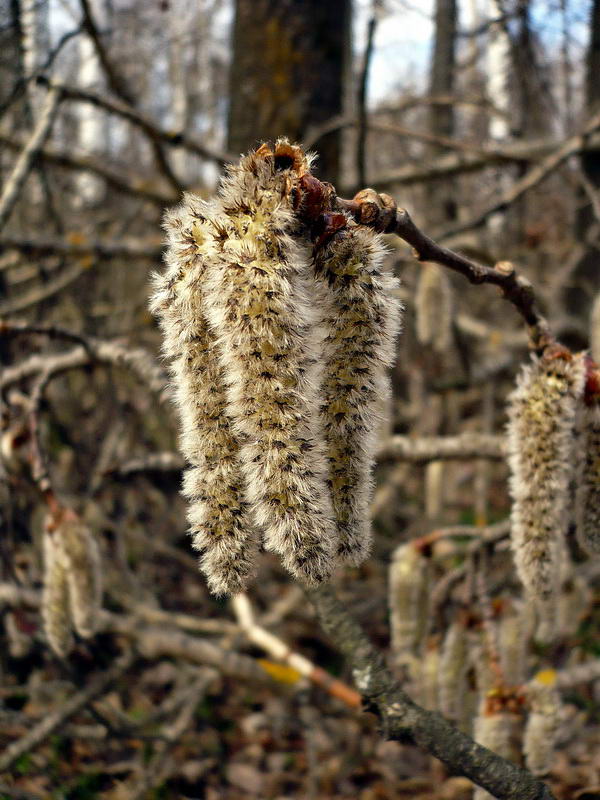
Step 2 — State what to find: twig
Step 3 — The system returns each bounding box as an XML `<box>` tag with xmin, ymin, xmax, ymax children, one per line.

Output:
<box><xmin>0</xmin><ymin>261</ymin><xmax>94</xmax><ymax>316</ymax></box>
<box><xmin>231</xmin><ymin>593</ymin><xmax>361</xmax><ymax>709</ymax></box>
<box><xmin>37</xmin><ymin>77</ymin><xmax>232</xmax><ymax>166</ymax></box>
<box><xmin>78</xmin><ymin>0</ymin><xmax>183</xmax><ymax>194</ymax></box>
<box><xmin>0</xmin><ymin>132</ymin><xmax>176</xmax><ymax>205</ymax></box>
<box><xmin>1</xmin><ymin>337</ymin><xmax>169</xmax><ymax>400</ymax></box>
<box><xmin>308</xmin><ymin>584</ymin><xmax>555</xmax><ymax>800</ymax></box>
<box><xmin>377</xmin><ymin>433</ymin><xmax>505</xmax><ymax>462</ymax></box>
<box><xmin>335</xmin><ymin>190</ymin><xmax>551</xmax><ymax>348</ymax></box>
<box><xmin>0</xmin><ymin>233</ymin><xmax>161</xmax><ymax>261</ymax></box>
<box><xmin>356</xmin><ymin>5</ymin><xmax>378</xmax><ymax>186</ymax></box>
<box><xmin>0</xmin><ymin>86</ymin><xmax>61</xmax><ymax>232</ymax></box>
<box><xmin>0</xmin><ymin>650</ymin><xmax>134</xmax><ymax>772</ymax></box>
<box><xmin>438</xmin><ymin>109</ymin><xmax>600</xmax><ymax>240</ymax></box>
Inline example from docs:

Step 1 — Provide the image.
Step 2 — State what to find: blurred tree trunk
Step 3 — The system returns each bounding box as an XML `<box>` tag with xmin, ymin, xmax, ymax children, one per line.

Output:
<box><xmin>227</xmin><ymin>0</ymin><xmax>351</xmax><ymax>184</ymax></box>
<box><xmin>426</xmin><ymin>0</ymin><xmax>457</xmax><ymax>225</ymax></box>
<box><xmin>565</xmin><ymin>0</ymin><xmax>600</xmax><ymax>320</ymax></box>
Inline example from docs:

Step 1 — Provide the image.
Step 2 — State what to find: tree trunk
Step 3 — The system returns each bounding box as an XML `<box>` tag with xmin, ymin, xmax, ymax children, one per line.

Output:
<box><xmin>426</xmin><ymin>0</ymin><xmax>457</xmax><ymax>225</ymax></box>
<box><xmin>227</xmin><ymin>0</ymin><xmax>351</xmax><ymax>184</ymax></box>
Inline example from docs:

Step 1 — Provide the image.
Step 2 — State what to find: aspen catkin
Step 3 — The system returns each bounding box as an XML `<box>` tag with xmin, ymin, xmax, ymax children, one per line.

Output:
<box><xmin>314</xmin><ymin>217</ymin><xmax>401</xmax><ymax>563</ymax></box>
<box><xmin>415</xmin><ymin>263</ymin><xmax>452</xmax><ymax>353</ymax></box>
<box><xmin>439</xmin><ymin>619</ymin><xmax>469</xmax><ymax>721</ymax></box>
<box><xmin>473</xmin><ymin>701</ymin><xmax>523</xmax><ymax>800</ymax></box>
<box><xmin>388</xmin><ymin>541</ymin><xmax>430</xmax><ymax>662</ymax></box>
<box><xmin>41</xmin><ymin>530</ymin><xmax>73</xmax><ymax>657</ymax></box>
<box><xmin>151</xmin><ymin>194</ymin><xmax>258</xmax><ymax>595</ymax></box>
<box><xmin>523</xmin><ymin>670</ymin><xmax>561</xmax><ymax>776</ymax></box>
<box><xmin>201</xmin><ymin>142</ymin><xmax>338</xmax><ymax>584</ymax></box>
<box><xmin>54</xmin><ymin>510</ymin><xmax>102</xmax><ymax>639</ymax></box>
<box><xmin>506</xmin><ymin>350</ymin><xmax>585</xmax><ymax>639</ymax></box>
<box><xmin>575</xmin><ymin>400</ymin><xmax>600</xmax><ymax>555</ymax></box>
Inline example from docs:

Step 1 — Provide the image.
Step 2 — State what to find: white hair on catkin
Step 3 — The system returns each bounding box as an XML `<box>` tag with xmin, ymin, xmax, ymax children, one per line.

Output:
<box><xmin>201</xmin><ymin>142</ymin><xmax>338</xmax><ymax>585</ymax></box>
<box><xmin>575</xmin><ymin>399</ymin><xmax>600</xmax><ymax>556</ymax></box>
<box><xmin>150</xmin><ymin>194</ymin><xmax>259</xmax><ymax>595</ymax></box>
<box><xmin>314</xmin><ymin>217</ymin><xmax>401</xmax><ymax>564</ymax></box>
<box><xmin>42</xmin><ymin>529</ymin><xmax>73</xmax><ymax>657</ymax></box>
<box><xmin>439</xmin><ymin>619</ymin><xmax>469</xmax><ymax>722</ymax></box>
<box><xmin>506</xmin><ymin>350</ymin><xmax>585</xmax><ymax>640</ymax></box>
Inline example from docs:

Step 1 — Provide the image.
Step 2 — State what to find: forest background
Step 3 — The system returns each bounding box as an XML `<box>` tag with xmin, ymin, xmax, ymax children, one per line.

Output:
<box><xmin>1</xmin><ymin>0</ymin><xmax>600</xmax><ymax>798</ymax></box>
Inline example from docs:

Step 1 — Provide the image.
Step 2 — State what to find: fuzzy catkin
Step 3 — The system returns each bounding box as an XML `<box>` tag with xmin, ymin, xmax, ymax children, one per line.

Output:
<box><xmin>473</xmin><ymin>705</ymin><xmax>523</xmax><ymax>800</ymax></box>
<box><xmin>389</xmin><ymin>542</ymin><xmax>430</xmax><ymax>662</ymax></box>
<box><xmin>54</xmin><ymin>513</ymin><xmax>102</xmax><ymax>638</ymax></box>
<box><xmin>314</xmin><ymin>218</ymin><xmax>400</xmax><ymax>563</ymax></box>
<box><xmin>42</xmin><ymin>531</ymin><xmax>73</xmax><ymax>657</ymax></box>
<box><xmin>201</xmin><ymin>143</ymin><xmax>337</xmax><ymax>584</ymax></box>
<box><xmin>498</xmin><ymin>601</ymin><xmax>532</xmax><ymax>687</ymax></box>
<box><xmin>575</xmin><ymin>401</ymin><xmax>600</xmax><ymax>555</ymax></box>
<box><xmin>415</xmin><ymin>263</ymin><xmax>452</xmax><ymax>353</ymax></box>
<box><xmin>439</xmin><ymin>620</ymin><xmax>469</xmax><ymax>721</ymax></box>
<box><xmin>523</xmin><ymin>671</ymin><xmax>561</xmax><ymax>776</ymax></box>
<box><xmin>506</xmin><ymin>351</ymin><xmax>585</xmax><ymax>639</ymax></box>
<box><xmin>151</xmin><ymin>195</ymin><xmax>259</xmax><ymax>595</ymax></box>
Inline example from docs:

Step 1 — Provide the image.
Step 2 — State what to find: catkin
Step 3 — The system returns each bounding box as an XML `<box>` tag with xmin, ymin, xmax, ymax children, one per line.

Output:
<box><xmin>523</xmin><ymin>670</ymin><xmax>561</xmax><ymax>776</ymax></box>
<box><xmin>590</xmin><ymin>292</ymin><xmax>600</xmax><ymax>363</ymax></box>
<box><xmin>415</xmin><ymin>263</ymin><xmax>452</xmax><ymax>353</ymax></box>
<box><xmin>575</xmin><ymin>400</ymin><xmax>600</xmax><ymax>555</ymax></box>
<box><xmin>389</xmin><ymin>541</ymin><xmax>430</xmax><ymax>662</ymax></box>
<box><xmin>439</xmin><ymin>620</ymin><xmax>469</xmax><ymax>721</ymax></box>
<box><xmin>473</xmin><ymin>703</ymin><xmax>522</xmax><ymax>800</ymax></box>
<box><xmin>201</xmin><ymin>142</ymin><xmax>338</xmax><ymax>584</ymax></box>
<box><xmin>506</xmin><ymin>350</ymin><xmax>585</xmax><ymax>639</ymax></box>
<box><xmin>42</xmin><ymin>530</ymin><xmax>73</xmax><ymax>657</ymax></box>
<box><xmin>314</xmin><ymin>216</ymin><xmax>400</xmax><ymax>563</ymax></box>
<box><xmin>151</xmin><ymin>194</ymin><xmax>258</xmax><ymax>595</ymax></box>
<box><xmin>498</xmin><ymin>601</ymin><xmax>532</xmax><ymax>687</ymax></box>
<box><xmin>54</xmin><ymin>511</ymin><xmax>102</xmax><ymax>638</ymax></box>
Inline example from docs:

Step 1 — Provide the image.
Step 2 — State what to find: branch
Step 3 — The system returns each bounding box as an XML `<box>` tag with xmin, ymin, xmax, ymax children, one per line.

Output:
<box><xmin>0</xmin><ymin>131</ymin><xmax>176</xmax><ymax>205</ymax></box>
<box><xmin>0</xmin><ymin>234</ymin><xmax>161</xmax><ymax>261</ymax></box>
<box><xmin>231</xmin><ymin>593</ymin><xmax>361</xmax><ymax>708</ymax></box>
<box><xmin>38</xmin><ymin>77</ymin><xmax>232</xmax><ymax>165</ymax></box>
<box><xmin>378</xmin><ymin>433</ymin><xmax>505</xmax><ymax>462</ymax></box>
<box><xmin>437</xmin><ymin>109</ymin><xmax>600</xmax><ymax>240</ymax></box>
<box><xmin>0</xmin><ymin>86</ymin><xmax>61</xmax><ymax>232</ymax></box>
<box><xmin>77</xmin><ymin>0</ymin><xmax>183</xmax><ymax>194</ymax></box>
<box><xmin>308</xmin><ymin>585</ymin><xmax>556</xmax><ymax>800</ymax></box>
<box><xmin>335</xmin><ymin>190</ymin><xmax>551</xmax><ymax>348</ymax></box>
<box><xmin>0</xmin><ymin>651</ymin><xmax>134</xmax><ymax>772</ymax></box>
<box><xmin>0</xmin><ymin>337</ymin><xmax>169</xmax><ymax>400</ymax></box>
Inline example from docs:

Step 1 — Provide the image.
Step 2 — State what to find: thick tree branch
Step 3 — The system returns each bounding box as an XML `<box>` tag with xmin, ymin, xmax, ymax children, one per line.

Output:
<box><xmin>308</xmin><ymin>584</ymin><xmax>556</xmax><ymax>800</ymax></box>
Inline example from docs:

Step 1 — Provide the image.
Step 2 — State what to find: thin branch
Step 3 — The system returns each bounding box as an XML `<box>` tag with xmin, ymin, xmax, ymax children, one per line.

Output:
<box><xmin>78</xmin><ymin>0</ymin><xmax>182</xmax><ymax>194</ymax></box>
<box><xmin>0</xmin><ymin>132</ymin><xmax>176</xmax><ymax>205</ymax></box>
<box><xmin>438</xmin><ymin>109</ymin><xmax>600</xmax><ymax>240</ymax></box>
<box><xmin>0</xmin><ymin>234</ymin><xmax>161</xmax><ymax>261</ymax></box>
<box><xmin>0</xmin><ymin>86</ymin><xmax>61</xmax><ymax>232</ymax></box>
<box><xmin>308</xmin><ymin>585</ymin><xmax>555</xmax><ymax>800</ymax></box>
<box><xmin>377</xmin><ymin>433</ymin><xmax>505</xmax><ymax>462</ymax></box>
<box><xmin>38</xmin><ymin>77</ymin><xmax>232</xmax><ymax>166</ymax></box>
<box><xmin>231</xmin><ymin>593</ymin><xmax>361</xmax><ymax>708</ymax></box>
<box><xmin>0</xmin><ymin>651</ymin><xmax>134</xmax><ymax>773</ymax></box>
<box><xmin>335</xmin><ymin>190</ymin><xmax>550</xmax><ymax>348</ymax></box>
<box><xmin>356</xmin><ymin>6</ymin><xmax>378</xmax><ymax>186</ymax></box>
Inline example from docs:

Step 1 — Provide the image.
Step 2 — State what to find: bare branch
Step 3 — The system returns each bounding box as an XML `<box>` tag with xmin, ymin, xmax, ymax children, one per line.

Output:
<box><xmin>0</xmin><ymin>650</ymin><xmax>134</xmax><ymax>773</ymax></box>
<box><xmin>378</xmin><ymin>433</ymin><xmax>505</xmax><ymax>462</ymax></box>
<box><xmin>38</xmin><ymin>77</ymin><xmax>232</xmax><ymax>165</ymax></box>
<box><xmin>308</xmin><ymin>584</ymin><xmax>556</xmax><ymax>800</ymax></box>
<box><xmin>0</xmin><ymin>86</ymin><xmax>61</xmax><ymax>232</ymax></box>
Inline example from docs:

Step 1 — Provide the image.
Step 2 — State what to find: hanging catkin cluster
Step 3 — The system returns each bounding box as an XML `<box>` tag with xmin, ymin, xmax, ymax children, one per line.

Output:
<box><xmin>506</xmin><ymin>348</ymin><xmax>585</xmax><ymax>639</ymax></box>
<box><xmin>41</xmin><ymin>508</ymin><xmax>102</xmax><ymax>657</ymax></box>
<box><xmin>575</xmin><ymin>396</ymin><xmax>600</xmax><ymax>555</ymax></box>
<box><xmin>151</xmin><ymin>141</ymin><xmax>400</xmax><ymax>594</ymax></box>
